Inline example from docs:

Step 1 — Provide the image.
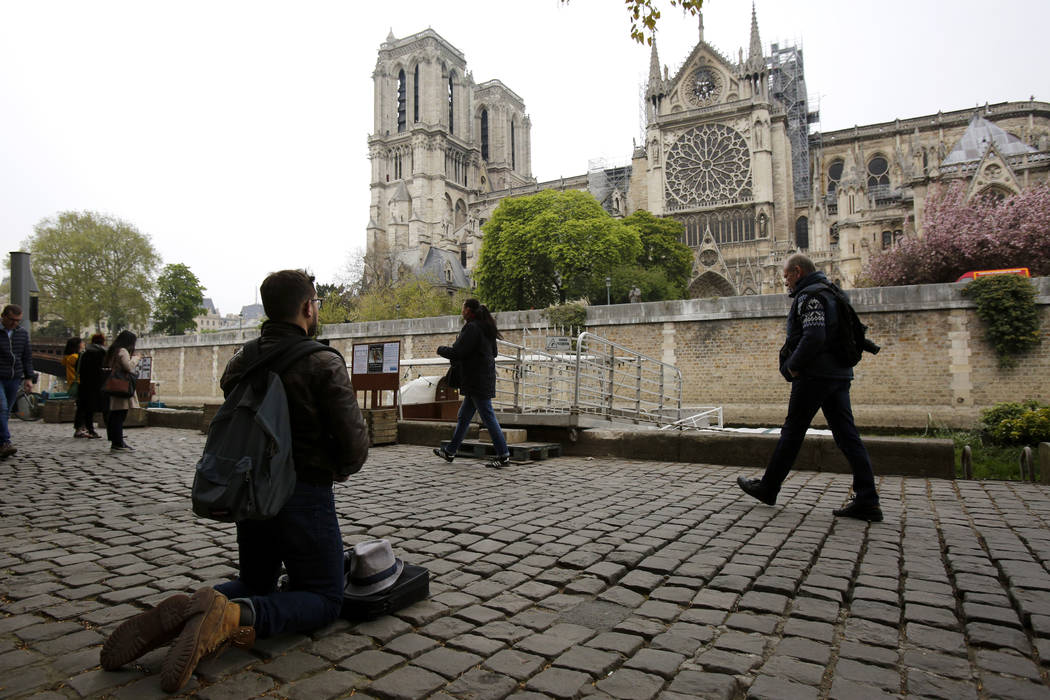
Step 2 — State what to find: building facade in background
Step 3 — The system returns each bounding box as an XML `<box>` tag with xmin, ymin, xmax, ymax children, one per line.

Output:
<box><xmin>367</xmin><ymin>13</ymin><xmax>1050</xmax><ymax>296</ymax></box>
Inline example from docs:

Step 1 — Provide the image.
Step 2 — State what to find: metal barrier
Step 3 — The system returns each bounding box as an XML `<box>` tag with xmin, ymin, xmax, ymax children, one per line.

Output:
<box><xmin>489</xmin><ymin>331</ymin><xmax>718</xmax><ymax>430</ymax></box>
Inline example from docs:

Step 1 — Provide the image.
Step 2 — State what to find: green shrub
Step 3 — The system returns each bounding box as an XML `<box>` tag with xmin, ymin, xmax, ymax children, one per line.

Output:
<box><xmin>545</xmin><ymin>302</ymin><xmax>587</xmax><ymax>335</ymax></box>
<box><xmin>961</xmin><ymin>275</ymin><xmax>1041</xmax><ymax>368</ymax></box>
<box><xmin>981</xmin><ymin>400</ymin><xmax>1050</xmax><ymax>445</ymax></box>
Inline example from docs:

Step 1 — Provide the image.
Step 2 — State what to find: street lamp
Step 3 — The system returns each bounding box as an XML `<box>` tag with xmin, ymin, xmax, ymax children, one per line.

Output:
<box><xmin>605</xmin><ymin>276</ymin><xmax>611</xmax><ymax>305</ymax></box>
<box><xmin>395</xmin><ymin>303</ymin><xmax>401</xmax><ymax>319</ymax></box>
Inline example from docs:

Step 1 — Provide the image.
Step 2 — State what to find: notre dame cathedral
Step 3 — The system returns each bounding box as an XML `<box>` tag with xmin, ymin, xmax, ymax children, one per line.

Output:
<box><xmin>367</xmin><ymin>11</ymin><xmax>1050</xmax><ymax>297</ymax></box>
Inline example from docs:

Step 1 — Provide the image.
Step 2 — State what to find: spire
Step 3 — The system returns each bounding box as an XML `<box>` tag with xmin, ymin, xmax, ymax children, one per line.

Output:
<box><xmin>748</xmin><ymin>3</ymin><xmax>762</xmax><ymax>59</ymax></box>
<box><xmin>386</xmin><ymin>28</ymin><xmax>396</xmax><ymax>43</ymax></box>
<box><xmin>648</xmin><ymin>38</ymin><xmax>662</xmax><ymax>85</ymax></box>
<box><xmin>698</xmin><ymin>10</ymin><xmax>704</xmax><ymax>43</ymax></box>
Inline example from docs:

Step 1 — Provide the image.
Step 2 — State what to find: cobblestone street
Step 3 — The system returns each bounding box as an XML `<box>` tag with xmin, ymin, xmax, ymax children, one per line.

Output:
<box><xmin>2</xmin><ymin>421</ymin><xmax>1050</xmax><ymax>699</ymax></box>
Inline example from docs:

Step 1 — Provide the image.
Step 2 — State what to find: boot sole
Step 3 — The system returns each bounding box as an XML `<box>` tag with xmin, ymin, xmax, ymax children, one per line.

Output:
<box><xmin>99</xmin><ymin>593</ymin><xmax>190</xmax><ymax>670</ymax></box>
<box><xmin>160</xmin><ymin>589</ymin><xmax>228</xmax><ymax>693</ymax></box>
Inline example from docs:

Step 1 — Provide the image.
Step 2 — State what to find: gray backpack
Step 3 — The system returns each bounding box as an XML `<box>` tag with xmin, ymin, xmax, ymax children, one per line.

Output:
<box><xmin>192</xmin><ymin>338</ymin><xmax>339</xmax><ymax>522</ymax></box>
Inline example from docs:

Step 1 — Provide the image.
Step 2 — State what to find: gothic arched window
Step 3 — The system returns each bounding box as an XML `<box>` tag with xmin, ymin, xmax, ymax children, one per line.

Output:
<box><xmin>827</xmin><ymin>159</ymin><xmax>843</xmax><ymax>196</ymax></box>
<box><xmin>396</xmin><ymin>69</ymin><xmax>406</xmax><ymax>133</ymax></box>
<box><xmin>413</xmin><ymin>64</ymin><xmax>420</xmax><ymax>123</ymax></box>
<box><xmin>795</xmin><ymin>216</ymin><xmax>809</xmax><ymax>249</ymax></box>
<box><xmin>881</xmin><ymin>230</ymin><xmax>892</xmax><ymax>250</ymax></box>
<box><xmin>481</xmin><ymin>109</ymin><xmax>489</xmax><ymax>160</ymax></box>
<box><xmin>447</xmin><ymin>72</ymin><xmax>455</xmax><ymax>135</ymax></box>
<box><xmin>511</xmin><ymin>119</ymin><xmax>516</xmax><ymax>170</ymax></box>
<box><xmin>867</xmin><ymin>156</ymin><xmax>889</xmax><ymax>190</ymax></box>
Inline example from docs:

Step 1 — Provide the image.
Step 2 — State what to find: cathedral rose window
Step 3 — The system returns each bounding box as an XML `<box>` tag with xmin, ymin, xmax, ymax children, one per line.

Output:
<box><xmin>687</xmin><ymin>67</ymin><xmax>722</xmax><ymax>107</ymax></box>
<box><xmin>664</xmin><ymin>124</ymin><xmax>752</xmax><ymax>210</ymax></box>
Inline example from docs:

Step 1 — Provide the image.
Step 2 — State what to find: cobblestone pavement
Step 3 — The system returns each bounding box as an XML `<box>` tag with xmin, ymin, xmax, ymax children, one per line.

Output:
<box><xmin>2</xmin><ymin>422</ymin><xmax>1050</xmax><ymax>699</ymax></box>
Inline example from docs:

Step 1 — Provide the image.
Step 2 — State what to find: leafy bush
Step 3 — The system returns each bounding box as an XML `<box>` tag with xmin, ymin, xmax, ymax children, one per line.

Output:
<box><xmin>962</xmin><ymin>275</ymin><xmax>1042</xmax><ymax>367</ymax></box>
<box><xmin>545</xmin><ymin>302</ymin><xmax>588</xmax><ymax>335</ymax></box>
<box><xmin>982</xmin><ymin>400</ymin><xmax>1050</xmax><ymax>445</ymax></box>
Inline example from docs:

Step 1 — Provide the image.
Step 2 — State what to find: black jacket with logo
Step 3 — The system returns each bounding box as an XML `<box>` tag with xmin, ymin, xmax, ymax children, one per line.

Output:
<box><xmin>779</xmin><ymin>271</ymin><xmax>853</xmax><ymax>381</ymax></box>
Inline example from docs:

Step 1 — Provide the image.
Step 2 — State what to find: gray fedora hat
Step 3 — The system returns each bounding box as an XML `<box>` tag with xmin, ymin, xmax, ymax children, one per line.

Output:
<box><xmin>344</xmin><ymin>539</ymin><xmax>405</xmax><ymax>598</ymax></box>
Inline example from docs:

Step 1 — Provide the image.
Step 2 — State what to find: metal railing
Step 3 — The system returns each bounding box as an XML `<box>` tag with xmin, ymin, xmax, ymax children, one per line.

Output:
<box><xmin>489</xmin><ymin>331</ymin><xmax>710</xmax><ymax>429</ymax></box>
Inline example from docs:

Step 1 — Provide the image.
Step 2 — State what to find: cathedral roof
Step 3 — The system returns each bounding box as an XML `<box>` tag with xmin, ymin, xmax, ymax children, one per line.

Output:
<box><xmin>942</xmin><ymin>113</ymin><xmax>1035</xmax><ymax>165</ymax></box>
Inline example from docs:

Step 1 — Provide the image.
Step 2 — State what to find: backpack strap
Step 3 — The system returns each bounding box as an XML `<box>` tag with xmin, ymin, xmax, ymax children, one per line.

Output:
<box><xmin>238</xmin><ymin>339</ymin><xmax>342</xmax><ymax>383</ymax></box>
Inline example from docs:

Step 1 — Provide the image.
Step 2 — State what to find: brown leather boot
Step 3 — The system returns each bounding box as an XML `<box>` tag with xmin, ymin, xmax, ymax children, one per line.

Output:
<box><xmin>160</xmin><ymin>588</ymin><xmax>255</xmax><ymax>693</ymax></box>
<box><xmin>99</xmin><ymin>593</ymin><xmax>191</xmax><ymax>670</ymax></box>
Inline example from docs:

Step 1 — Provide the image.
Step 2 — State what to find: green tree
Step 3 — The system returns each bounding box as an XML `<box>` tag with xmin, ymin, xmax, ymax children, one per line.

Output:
<box><xmin>316</xmin><ymin>282</ymin><xmax>354</xmax><ymax>325</ymax></box>
<box><xmin>622</xmin><ymin>210</ymin><xmax>692</xmax><ymax>299</ymax></box>
<box><xmin>25</xmin><ymin>211</ymin><xmax>161</xmax><ymax>333</ymax></box>
<box><xmin>352</xmin><ymin>274</ymin><xmax>469</xmax><ymax>322</ymax></box>
<box><xmin>152</xmin><ymin>263</ymin><xmax>206</xmax><ymax>335</ymax></box>
<box><xmin>561</xmin><ymin>0</ymin><xmax>704</xmax><ymax>44</ymax></box>
<box><xmin>474</xmin><ymin>190</ymin><xmax>643</xmax><ymax>310</ymax></box>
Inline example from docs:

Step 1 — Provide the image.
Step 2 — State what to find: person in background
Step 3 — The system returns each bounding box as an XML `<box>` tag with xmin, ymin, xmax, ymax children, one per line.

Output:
<box><xmin>432</xmin><ymin>298</ymin><xmax>511</xmax><ymax>469</ymax></box>
<box><xmin>63</xmin><ymin>337</ymin><xmax>85</xmax><ymax>436</ymax></box>
<box><xmin>0</xmin><ymin>304</ymin><xmax>34</xmax><ymax>458</ymax></box>
<box><xmin>105</xmin><ymin>330</ymin><xmax>139</xmax><ymax>452</ymax></box>
<box><xmin>74</xmin><ymin>333</ymin><xmax>106</xmax><ymax>439</ymax></box>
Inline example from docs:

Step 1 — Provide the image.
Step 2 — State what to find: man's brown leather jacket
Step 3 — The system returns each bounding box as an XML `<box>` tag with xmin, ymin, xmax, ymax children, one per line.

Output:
<box><xmin>220</xmin><ymin>321</ymin><xmax>368</xmax><ymax>486</ymax></box>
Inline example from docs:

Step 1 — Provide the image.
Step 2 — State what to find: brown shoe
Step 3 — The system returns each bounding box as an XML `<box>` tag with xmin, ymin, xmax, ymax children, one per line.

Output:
<box><xmin>160</xmin><ymin>589</ymin><xmax>255</xmax><ymax>693</ymax></box>
<box><xmin>99</xmin><ymin>593</ymin><xmax>191</xmax><ymax>670</ymax></box>
<box><xmin>0</xmin><ymin>443</ymin><xmax>16</xmax><ymax>458</ymax></box>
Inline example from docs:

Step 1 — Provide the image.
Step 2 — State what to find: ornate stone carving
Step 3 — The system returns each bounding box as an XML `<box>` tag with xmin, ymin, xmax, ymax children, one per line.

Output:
<box><xmin>664</xmin><ymin>124</ymin><xmax>753</xmax><ymax>210</ymax></box>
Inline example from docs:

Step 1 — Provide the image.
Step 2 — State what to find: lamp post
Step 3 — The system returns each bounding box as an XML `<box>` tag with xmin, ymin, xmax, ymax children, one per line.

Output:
<box><xmin>395</xmin><ymin>303</ymin><xmax>401</xmax><ymax>319</ymax></box>
<box><xmin>238</xmin><ymin>312</ymin><xmax>243</xmax><ymax>339</ymax></box>
<box><xmin>605</xmin><ymin>276</ymin><xmax>611</xmax><ymax>305</ymax></box>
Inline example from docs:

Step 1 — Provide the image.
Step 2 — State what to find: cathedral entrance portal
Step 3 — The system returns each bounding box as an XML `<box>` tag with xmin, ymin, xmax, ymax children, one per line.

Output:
<box><xmin>688</xmin><ymin>271</ymin><xmax>736</xmax><ymax>298</ymax></box>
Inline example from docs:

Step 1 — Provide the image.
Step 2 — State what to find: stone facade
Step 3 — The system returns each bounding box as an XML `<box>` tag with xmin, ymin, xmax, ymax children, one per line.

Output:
<box><xmin>366</xmin><ymin>15</ymin><xmax>1050</xmax><ymax>297</ymax></box>
<box><xmin>138</xmin><ymin>278</ymin><xmax>1050</xmax><ymax>430</ymax></box>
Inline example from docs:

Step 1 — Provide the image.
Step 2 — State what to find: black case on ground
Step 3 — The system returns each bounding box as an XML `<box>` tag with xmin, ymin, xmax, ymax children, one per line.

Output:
<box><xmin>340</xmin><ymin>563</ymin><xmax>430</xmax><ymax>621</ymax></box>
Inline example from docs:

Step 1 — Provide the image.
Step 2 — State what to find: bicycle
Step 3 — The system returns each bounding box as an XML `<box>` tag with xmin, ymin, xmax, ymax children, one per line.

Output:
<box><xmin>11</xmin><ymin>389</ymin><xmax>42</xmax><ymax>421</ymax></box>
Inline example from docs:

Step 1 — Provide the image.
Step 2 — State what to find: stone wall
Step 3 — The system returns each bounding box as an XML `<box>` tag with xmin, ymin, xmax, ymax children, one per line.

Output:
<box><xmin>138</xmin><ymin>278</ymin><xmax>1050</xmax><ymax>429</ymax></box>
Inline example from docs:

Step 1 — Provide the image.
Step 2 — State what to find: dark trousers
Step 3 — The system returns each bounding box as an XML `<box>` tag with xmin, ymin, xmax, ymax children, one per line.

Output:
<box><xmin>447</xmin><ymin>394</ymin><xmax>508</xmax><ymax>457</ymax></box>
<box><xmin>74</xmin><ymin>390</ymin><xmax>99</xmax><ymax>433</ymax></box>
<box><xmin>107</xmin><ymin>409</ymin><xmax>127</xmax><ymax>448</ymax></box>
<box><xmin>214</xmin><ymin>481</ymin><xmax>343</xmax><ymax>638</ymax></box>
<box><xmin>762</xmin><ymin>377</ymin><xmax>878</xmax><ymax>505</ymax></box>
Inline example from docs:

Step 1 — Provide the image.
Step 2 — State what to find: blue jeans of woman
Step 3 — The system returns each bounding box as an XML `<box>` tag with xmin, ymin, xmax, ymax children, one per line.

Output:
<box><xmin>447</xmin><ymin>394</ymin><xmax>508</xmax><ymax>458</ymax></box>
<box><xmin>214</xmin><ymin>481</ymin><xmax>344</xmax><ymax>638</ymax></box>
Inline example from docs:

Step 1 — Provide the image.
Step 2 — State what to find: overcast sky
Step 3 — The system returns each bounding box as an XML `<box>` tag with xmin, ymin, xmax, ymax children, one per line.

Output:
<box><xmin>3</xmin><ymin>0</ymin><xmax>1048</xmax><ymax>316</ymax></box>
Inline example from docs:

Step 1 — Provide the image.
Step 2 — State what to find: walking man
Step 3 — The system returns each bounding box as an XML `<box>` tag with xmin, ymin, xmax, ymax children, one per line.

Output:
<box><xmin>737</xmin><ymin>254</ymin><xmax>882</xmax><ymax>522</ymax></box>
<box><xmin>100</xmin><ymin>270</ymin><xmax>370</xmax><ymax>692</ymax></box>
<box><xmin>0</xmin><ymin>304</ymin><xmax>35</xmax><ymax>458</ymax></box>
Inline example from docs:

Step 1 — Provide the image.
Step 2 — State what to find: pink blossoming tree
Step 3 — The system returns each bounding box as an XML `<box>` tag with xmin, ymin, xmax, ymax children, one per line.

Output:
<box><xmin>867</xmin><ymin>181</ymin><xmax>1050</xmax><ymax>285</ymax></box>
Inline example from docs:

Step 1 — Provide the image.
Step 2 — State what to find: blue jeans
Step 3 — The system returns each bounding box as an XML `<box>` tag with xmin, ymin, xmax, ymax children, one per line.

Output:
<box><xmin>214</xmin><ymin>481</ymin><xmax>344</xmax><ymax>638</ymax></box>
<box><xmin>762</xmin><ymin>377</ymin><xmax>878</xmax><ymax>505</ymax></box>
<box><xmin>447</xmin><ymin>395</ymin><xmax>508</xmax><ymax>458</ymax></box>
<box><xmin>0</xmin><ymin>378</ymin><xmax>20</xmax><ymax>445</ymax></box>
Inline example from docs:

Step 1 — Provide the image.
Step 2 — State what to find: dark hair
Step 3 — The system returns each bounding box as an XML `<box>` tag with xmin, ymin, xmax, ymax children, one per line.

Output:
<box><xmin>63</xmin><ymin>337</ymin><xmax>81</xmax><ymax>356</ymax></box>
<box><xmin>464</xmin><ymin>298</ymin><xmax>501</xmax><ymax>341</ymax></box>
<box><xmin>90</xmin><ymin>333</ymin><xmax>106</xmax><ymax>345</ymax></box>
<box><xmin>2</xmin><ymin>304</ymin><xmax>22</xmax><ymax>317</ymax></box>
<box><xmin>260</xmin><ymin>269</ymin><xmax>315</xmax><ymax>322</ymax></box>
<box><xmin>106</xmin><ymin>330</ymin><xmax>137</xmax><ymax>365</ymax></box>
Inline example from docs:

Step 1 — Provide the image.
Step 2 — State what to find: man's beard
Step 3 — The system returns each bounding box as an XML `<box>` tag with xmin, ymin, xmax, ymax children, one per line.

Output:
<box><xmin>307</xmin><ymin>318</ymin><xmax>319</xmax><ymax>337</ymax></box>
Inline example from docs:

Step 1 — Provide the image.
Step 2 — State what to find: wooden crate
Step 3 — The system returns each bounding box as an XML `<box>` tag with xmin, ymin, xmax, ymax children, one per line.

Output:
<box><xmin>364</xmin><ymin>408</ymin><xmax>397</xmax><ymax>446</ymax></box>
<box><xmin>42</xmin><ymin>399</ymin><xmax>76</xmax><ymax>423</ymax></box>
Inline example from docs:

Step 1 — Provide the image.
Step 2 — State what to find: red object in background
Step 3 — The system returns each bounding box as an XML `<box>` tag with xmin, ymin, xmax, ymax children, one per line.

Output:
<box><xmin>956</xmin><ymin>267</ymin><xmax>1030</xmax><ymax>281</ymax></box>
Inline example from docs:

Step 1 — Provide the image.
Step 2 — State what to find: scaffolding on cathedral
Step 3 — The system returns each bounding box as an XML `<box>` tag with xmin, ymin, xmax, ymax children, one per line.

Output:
<box><xmin>587</xmin><ymin>158</ymin><xmax>633</xmax><ymax>215</ymax></box>
<box><xmin>768</xmin><ymin>42</ymin><xmax>815</xmax><ymax>203</ymax></box>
